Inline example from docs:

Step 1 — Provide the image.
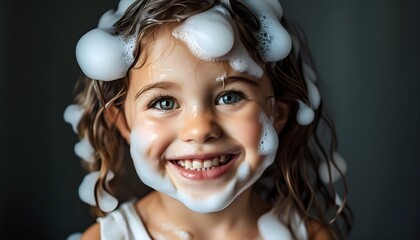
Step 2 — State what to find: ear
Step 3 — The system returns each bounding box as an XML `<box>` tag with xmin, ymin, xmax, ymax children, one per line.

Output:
<box><xmin>273</xmin><ymin>99</ymin><xmax>290</xmax><ymax>134</ymax></box>
<box><xmin>104</xmin><ymin>106</ymin><xmax>131</xmax><ymax>144</ymax></box>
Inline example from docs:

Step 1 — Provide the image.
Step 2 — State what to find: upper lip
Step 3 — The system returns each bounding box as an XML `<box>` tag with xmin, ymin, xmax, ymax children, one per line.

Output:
<box><xmin>165</xmin><ymin>152</ymin><xmax>238</xmax><ymax>161</ymax></box>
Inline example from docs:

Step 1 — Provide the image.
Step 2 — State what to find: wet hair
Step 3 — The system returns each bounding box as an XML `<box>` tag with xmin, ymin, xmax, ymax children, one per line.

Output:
<box><xmin>72</xmin><ymin>0</ymin><xmax>352</xmax><ymax>238</ymax></box>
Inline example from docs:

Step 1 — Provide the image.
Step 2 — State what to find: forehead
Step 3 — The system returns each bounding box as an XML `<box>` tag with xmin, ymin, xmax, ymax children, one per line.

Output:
<box><xmin>133</xmin><ymin>25</ymin><xmax>262</xmax><ymax>78</ymax></box>
<box><xmin>128</xmin><ymin>25</ymin><xmax>273</xmax><ymax>95</ymax></box>
<box><xmin>139</xmin><ymin>27</ymin><xmax>194</xmax><ymax>68</ymax></box>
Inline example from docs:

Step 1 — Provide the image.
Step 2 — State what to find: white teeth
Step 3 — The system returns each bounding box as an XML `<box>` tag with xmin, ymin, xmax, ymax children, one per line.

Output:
<box><xmin>175</xmin><ymin>155</ymin><xmax>230</xmax><ymax>170</ymax></box>
<box><xmin>185</xmin><ymin>160</ymin><xmax>192</xmax><ymax>169</ymax></box>
<box><xmin>177</xmin><ymin>160</ymin><xmax>185</xmax><ymax>167</ymax></box>
<box><xmin>212</xmin><ymin>157</ymin><xmax>220</xmax><ymax>166</ymax></box>
<box><xmin>192</xmin><ymin>160</ymin><xmax>203</xmax><ymax>169</ymax></box>
<box><xmin>203</xmin><ymin>160</ymin><xmax>213</xmax><ymax>168</ymax></box>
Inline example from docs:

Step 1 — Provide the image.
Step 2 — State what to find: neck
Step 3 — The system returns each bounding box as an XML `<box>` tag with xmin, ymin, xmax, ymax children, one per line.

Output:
<box><xmin>138</xmin><ymin>188</ymin><xmax>269</xmax><ymax>239</ymax></box>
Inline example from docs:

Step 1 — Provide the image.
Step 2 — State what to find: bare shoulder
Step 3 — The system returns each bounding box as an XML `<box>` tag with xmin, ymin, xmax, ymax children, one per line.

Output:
<box><xmin>308</xmin><ymin>219</ymin><xmax>333</xmax><ymax>240</ymax></box>
<box><xmin>80</xmin><ymin>222</ymin><xmax>101</xmax><ymax>240</ymax></box>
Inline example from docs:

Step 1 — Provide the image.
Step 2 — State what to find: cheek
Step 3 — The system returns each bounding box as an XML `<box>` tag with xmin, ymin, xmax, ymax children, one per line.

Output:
<box><xmin>224</xmin><ymin>109</ymin><xmax>265</xmax><ymax>164</ymax></box>
<box><xmin>130</xmin><ymin>117</ymin><xmax>173</xmax><ymax>160</ymax></box>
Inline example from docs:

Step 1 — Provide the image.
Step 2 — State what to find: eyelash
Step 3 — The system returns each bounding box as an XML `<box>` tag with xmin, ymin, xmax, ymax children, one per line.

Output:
<box><xmin>216</xmin><ymin>89</ymin><xmax>249</xmax><ymax>105</ymax></box>
<box><xmin>147</xmin><ymin>89</ymin><xmax>249</xmax><ymax>110</ymax></box>
<box><xmin>148</xmin><ymin>94</ymin><xmax>177</xmax><ymax>110</ymax></box>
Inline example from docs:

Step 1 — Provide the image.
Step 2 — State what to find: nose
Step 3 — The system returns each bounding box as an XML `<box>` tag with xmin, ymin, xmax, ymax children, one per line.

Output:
<box><xmin>179</xmin><ymin>108</ymin><xmax>222</xmax><ymax>143</ymax></box>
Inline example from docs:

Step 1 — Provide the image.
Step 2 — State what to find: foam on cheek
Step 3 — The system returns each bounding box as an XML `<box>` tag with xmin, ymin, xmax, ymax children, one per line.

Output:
<box><xmin>176</xmin><ymin>112</ymin><xmax>278</xmax><ymax>213</ymax></box>
<box><xmin>259</xmin><ymin>112</ymin><xmax>279</xmax><ymax>165</ymax></box>
<box><xmin>185</xmin><ymin>112</ymin><xmax>278</xmax><ymax>213</ymax></box>
<box><xmin>130</xmin><ymin>128</ymin><xmax>176</xmax><ymax>195</ymax></box>
<box><xmin>128</xmin><ymin>112</ymin><xmax>278</xmax><ymax>214</ymax></box>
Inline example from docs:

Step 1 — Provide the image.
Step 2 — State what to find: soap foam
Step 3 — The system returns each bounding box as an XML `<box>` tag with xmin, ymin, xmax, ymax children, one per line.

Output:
<box><xmin>76</xmin><ymin>0</ymin><xmax>291</xmax><ymax>81</ymax></box>
<box><xmin>296</xmin><ymin>100</ymin><xmax>315</xmax><ymax>126</ymax></box>
<box><xmin>318</xmin><ymin>152</ymin><xmax>347</xmax><ymax>184</ymax></box>
<box><xmin>172</xmin><ymin>6</ymin><xmax>234</xmax><ymax>60</ymax></box>
<box><xmin>172</xmin><ymin>0</ymin><xmax>291</xmax><ymax>78</ymax></box>
<box><xmin>245</xmin><ymin>0</ymin><xmax>292</xmax><ymax>62</ymax></box>
<box><xmin>74</xmin><ymin>137</ymin><xmax>95</xmax><ymax>163</ymax></box>
<box><xmin>98</xmin><ymin>0</ymin><xmax>135</xmax><ymax>30</ymax></box>
<box><xmin>76</xmin><ymin>29</ymin><xmax>135</xmax><ymax>81</ymax></box>
<box><xmin>257</xmin><ymin>210</ymin><xmax>308</xmax><ymax>240</ymax></box>
<box><xmin>63</xmin><ymin>104</ymin><xmax>84</xmax><ymax>133</ymax></box>
<box><xmin>129</xmin><ymin>111</ymin><xmax>279</xmax><ymax>213</ymax></box>
<box><xmin>78</xmin><ymin>170</ymin><xmax>118</xmax><ymax>212</ymax></box>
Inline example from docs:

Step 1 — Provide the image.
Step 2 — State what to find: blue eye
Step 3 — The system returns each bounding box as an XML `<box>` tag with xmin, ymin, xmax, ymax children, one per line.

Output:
<box><xmin>152</xmin><ymin>97</ymin><xmax>178</xmax><ymax>110</ymax></box>
<box><xmin>217</xmin><ymin>91</ymin><xmax>244</xmax><ymax>105</ymax></box>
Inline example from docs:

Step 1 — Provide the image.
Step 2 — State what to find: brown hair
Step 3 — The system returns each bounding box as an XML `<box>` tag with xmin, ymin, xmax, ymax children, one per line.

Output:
<box><xmin>72</xmin><ymin>0</ymin><xmax>352</xmax><ymax>238</ymax></box>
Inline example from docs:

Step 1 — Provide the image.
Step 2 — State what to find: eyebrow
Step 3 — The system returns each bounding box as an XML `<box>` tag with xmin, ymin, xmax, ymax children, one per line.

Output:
<box><xmin>134</xmin><ymin>81</ymin><xmax>179</xmax><ymax>99</ymax></box>
<box><xmin>223</xmin><ymin>76</ymin><xmax>260</xmax><ymax>87</ymax></box>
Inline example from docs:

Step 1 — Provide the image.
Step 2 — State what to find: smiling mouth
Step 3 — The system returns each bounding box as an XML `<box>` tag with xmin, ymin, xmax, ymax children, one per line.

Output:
<box><xmin>173</xmin><ymin>155</ymin><xmax>234</xmax><ymax>171</ymax></box>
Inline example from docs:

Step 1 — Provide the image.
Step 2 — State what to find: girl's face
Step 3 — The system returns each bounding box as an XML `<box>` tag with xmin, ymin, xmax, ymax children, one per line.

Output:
<box><xmin>123</xmin><ymin>29</ymin><xmax>280</xmax><ymax>213</ymax></box>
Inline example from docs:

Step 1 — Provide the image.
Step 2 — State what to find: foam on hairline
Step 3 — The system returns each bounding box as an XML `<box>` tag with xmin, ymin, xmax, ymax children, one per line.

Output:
<box><xmin>172</xmin><ymin>1</ymin><xmax>292</xmax><ymax>78</ymax></box>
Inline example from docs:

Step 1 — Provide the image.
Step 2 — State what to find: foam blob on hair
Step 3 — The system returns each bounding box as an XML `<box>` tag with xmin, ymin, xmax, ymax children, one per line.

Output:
<box><xmin>98</xmin><ymin>0</ymin><xmax>135</xmax><ymax>30</ymax></box>
<box><xmin>78</xmin><ymin>171</ymin><xmax>100</xmax><ymax>206</ymax></box>
<box><xmin>76</xmin><ymin>29</ymin><xmax>135</xmax><ymax>81</ymax></box>
<box><xmin>258</xmin><ymin>211</ymin><xmax>308</xmax><ymax>240</ymax></box>
<box><xmin>78</xmin><ymin>171</ymin><xmax>118</xmax><ymax>212</ymax></box>
<box><xmin>75</xmin><ymin>0</ymin><xmax>291</xmax><ymax>81</ymax></box>
<box><xmin>296</xmin><ymin>100</ymin><xmax>315</xmax><ymax>126</ymax></box>
<box><xmin>244</xmin><ymin>0</ymin><xmax>292</xmax><ymax>62</ymax></box>
<box><xmin>305</xmin><ymin>78</ymin><xmax>321</xmax><ymax>110</ymax></box>
<box><xmin>63</xmin><ymin>104</ymin><xmax>84</xmax><ymax>133</ymax></box>
<box><xmin>173</xmin><ymin>1</ymin><xmax>291</xmax><ymax>78</ymax></box>
<box><xmin>173</xmin><ymin>6</ymin><xmax>234</xmax><ymax>59</ymax></box>
<box><xmin>258</xmin><ymin>211</ymin><xmax>292</xmax><ymax>240</ymax></box>
<box><xmin>319</xmin><ymin>152</ymin><xmax>347</xmax><ymax>184</ymax></box>
<box><xmin>75</xmin><ymin>0</ymin><xmax>135</xmax><ymax>81</ymax></box>
<box><xmin>173</xmin><ymin>5</ymin><xmax>264</xmax><ymax>77</ymax></box>
<box><xmin>74</xmin><ymin>137</ymin><xmax>95</xmax><ymax>163</ymax></box>
<box><xmin>66</xmin><ymin>233</ymin><xmax>82</xmax><ymax>240</ymax></box>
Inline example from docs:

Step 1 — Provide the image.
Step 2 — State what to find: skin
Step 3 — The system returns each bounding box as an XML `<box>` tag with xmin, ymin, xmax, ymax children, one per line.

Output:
<box><xmin>80</xmin><ymin>27</ymin><xmax>331</xmax><ymax>239</ymax></box>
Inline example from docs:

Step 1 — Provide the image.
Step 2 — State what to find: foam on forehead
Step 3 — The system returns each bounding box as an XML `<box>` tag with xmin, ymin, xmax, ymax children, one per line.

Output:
<box><xmin>172</xmin><ymin>0</ymin><xmax>291</xmax><ymax>78</ymax></box>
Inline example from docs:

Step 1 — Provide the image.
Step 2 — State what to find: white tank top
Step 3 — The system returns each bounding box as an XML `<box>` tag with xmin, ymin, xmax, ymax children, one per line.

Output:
<box><xmin>98</xmin><ymin>200</ymin><xmax>152</xmax><ymax>240</ymax></box>
<box><xmin>97</xmin><ymin>200</ymin><xmax>308</xmax><ymax>240</ymax></box>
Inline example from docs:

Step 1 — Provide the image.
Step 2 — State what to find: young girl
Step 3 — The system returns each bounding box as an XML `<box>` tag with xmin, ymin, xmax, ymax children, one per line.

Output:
<box><xmin>65</xmin><ymin>0</ymin><xmax>352</xmax><ymax>239</ymax></box>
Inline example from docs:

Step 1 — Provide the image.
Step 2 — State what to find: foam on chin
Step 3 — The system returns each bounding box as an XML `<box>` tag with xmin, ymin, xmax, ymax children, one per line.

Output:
<box><xmin>129</xmin><ymin>112</ymin><xmax>278</xmax><ymax>213</ymax></box>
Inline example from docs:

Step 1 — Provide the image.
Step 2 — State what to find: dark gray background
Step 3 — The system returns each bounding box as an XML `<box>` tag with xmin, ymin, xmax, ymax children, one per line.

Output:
<box><xmin>1</xmin><ymin>0</ymin><xmax>419</xmax><ymax>239</ymax></box>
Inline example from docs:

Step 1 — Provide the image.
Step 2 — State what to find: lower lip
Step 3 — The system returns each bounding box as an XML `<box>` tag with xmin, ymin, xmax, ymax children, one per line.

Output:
<box><xmin>171</xmin><ymin>155</ymin><xmax>238</xmax><ymax>181</ymax></box>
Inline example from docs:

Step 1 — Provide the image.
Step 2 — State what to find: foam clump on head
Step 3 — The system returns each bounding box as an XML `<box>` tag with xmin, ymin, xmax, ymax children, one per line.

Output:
<box><xmin>74</xmin><ymin>0</ymin><xmax>321</xmax><ymax>125</ymax></box>
<box><xmin>172</xmin><ymin>5</ymin><xmax>234</xmax><ymax>60</ymax></box>
<box><xmin>74</xmin><ymin>0</ymin><xmax>292</xmax><ymax>80</ymax></box>
<box><xmin>244</xmin><ymin>0</ymin><xmax>292</xmax><ymax>62</ymax></box>
<box><xmin>173</xmin><ymin>0</ymin><xmax>292</xmax><ymax>78</ymax></box>
<box><xmin>76</xmin><ymin>29</ymin><xmax>135</xmax><ymax>81</ymax></box>
<box><xmin>75</xmin><ymin>0</ymin><xmax>136</xmax><ymax>81</ymax></box>
<box><xmin>98</xmin><ymin>0</ymin><xmax>136</xmax><ymax>30</ymax></box>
